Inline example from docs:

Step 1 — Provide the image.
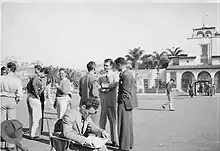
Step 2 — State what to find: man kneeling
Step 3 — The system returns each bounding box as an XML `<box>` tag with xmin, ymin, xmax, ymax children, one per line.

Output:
<box><xmin>62</xmin><ymin>97</ymin><xmax>109</xmax><ymax>150</ymax></box>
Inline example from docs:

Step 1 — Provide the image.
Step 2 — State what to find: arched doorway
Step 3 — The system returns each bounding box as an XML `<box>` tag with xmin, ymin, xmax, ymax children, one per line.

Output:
<box><xmin>214</xmin><ymin>71</ymin><xmax>220</xmax><ymax>93</ymax></box>
<box><xmin>197</xmin><ymin>71</ymin><xmax>212</xmax><ymax>82</ymax></box>
<box><xmin>181</xmin><ymin>71</ymin><xmax>195</xmax><ymax>92</ymax></box>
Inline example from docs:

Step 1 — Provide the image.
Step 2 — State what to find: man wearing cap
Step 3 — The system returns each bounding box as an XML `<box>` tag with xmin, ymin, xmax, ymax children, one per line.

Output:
<box><xmin>0</xmin><ymin>62</ymin><xmax>23</xmax><ymax>149</ymax></box>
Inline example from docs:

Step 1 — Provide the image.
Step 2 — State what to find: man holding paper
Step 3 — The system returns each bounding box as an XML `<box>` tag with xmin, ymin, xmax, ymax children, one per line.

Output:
<box><xmin>62</xmin><ymin>97</ymin><xmax>108</xmax><ymax>150</ymax></box>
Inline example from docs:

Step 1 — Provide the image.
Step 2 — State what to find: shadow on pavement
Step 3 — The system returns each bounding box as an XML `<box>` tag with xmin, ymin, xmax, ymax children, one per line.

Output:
<box><xmin>22</xmin><ymin>135</ymin><xmax>50</xmax><ymax>144</ymax></box>
<box><xmin>136</xmin><ymin>108</ymin><xmax>165</xmax><ymax>111</ymax></box>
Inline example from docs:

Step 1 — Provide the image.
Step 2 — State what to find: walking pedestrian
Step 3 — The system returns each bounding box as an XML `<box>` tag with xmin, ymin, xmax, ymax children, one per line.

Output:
<box><xmin>162</xmin><ymin>79</ymin><xmax>175</xmax><ymax>111</ymax></box>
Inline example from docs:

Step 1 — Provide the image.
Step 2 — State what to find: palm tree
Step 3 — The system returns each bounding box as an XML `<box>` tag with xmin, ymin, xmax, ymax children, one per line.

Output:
<box><xmin>166</xmin><ymin>47</ymin><xmax>184</xmax><ymax>65</ymax></box>
<box><xmin>142</xmin><ymin>51</ymin><xmax>169</xmax><ymax>93</ymax></box>
<box><xmin>125</xmin><ymin>47</ymin><xmax>144</xmax><ymax>79</ymax></box>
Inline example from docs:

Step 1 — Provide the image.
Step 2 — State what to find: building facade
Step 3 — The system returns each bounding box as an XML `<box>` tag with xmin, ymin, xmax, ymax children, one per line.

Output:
<box><xmin>166</xmin><ymin>26</ymin><xmax>220</xmax><ymax>93</ymax></box>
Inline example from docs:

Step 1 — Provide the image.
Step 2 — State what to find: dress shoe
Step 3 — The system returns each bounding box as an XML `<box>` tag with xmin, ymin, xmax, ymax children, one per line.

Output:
<box><xmin>6</xmin><ymin>147</ymin><xmax>15</xmax><ymax>151</ymax></box>
<box><xmin>169</xmin><ymin>108</ymin><xmax>175</xmax><ymax>111</ymax></box>
<box><xmin>112</xmin><ymin>142</ymin><xmax>119</xmax><ymax>147</ymax></box>
<box><xmin>30</xmin><ymin>136</ymin><xmax>41</xmax><ymax>140</ymax></box>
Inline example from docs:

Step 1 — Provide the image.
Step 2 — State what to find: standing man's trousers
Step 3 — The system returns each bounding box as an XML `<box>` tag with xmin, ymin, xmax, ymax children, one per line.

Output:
<box><xmin>27</xmin><ymin>94</ymin><xmax>42</xmax><ymax>138</ymax></box>
<box><xmin>117</xmin><ymin>103</ymin><xmax>134</xmax><ymax>151</ymax></box>
<box><xmin>100</xmin><ymin>104</ymin><xmax>117</xmax><ymax>144</ymax></box>
<box><xmin>0</xmin><ymin>97</ymin><xmax>17</xmax><ymax>148</ymax></box>
<box><xmin>56</xmin><ymin>95</ymin><xmax>70</xmax><ymax>119</ymax></box>
<box><xmin>163</xmin><ymin>94</ymin><xmax>173</xmax><ymax>109</ymax></box>
<box><xmin>90</xmin><ymin>105</ymin><xmax>101</xmax><ymax>126</ymax></box>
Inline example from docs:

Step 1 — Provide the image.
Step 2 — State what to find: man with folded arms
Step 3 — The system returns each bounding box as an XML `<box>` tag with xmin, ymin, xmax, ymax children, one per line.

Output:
<box><xmin>62</xmin><ymin>97</ymin><xmax>108</xmax><ymax>151</ymax></box>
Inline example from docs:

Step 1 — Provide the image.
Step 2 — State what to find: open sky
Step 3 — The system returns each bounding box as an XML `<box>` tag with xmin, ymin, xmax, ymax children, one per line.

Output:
<box><xmin>1</xmin><ymin>0</ymin><xmax>220</xmax><ymax>69</ymax></box>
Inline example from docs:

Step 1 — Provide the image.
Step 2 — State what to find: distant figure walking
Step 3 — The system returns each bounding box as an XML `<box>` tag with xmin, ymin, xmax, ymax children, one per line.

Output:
<box><xmin>162</xmin><ymin>79</ymin><xmax>175</xmax><ymax>111</ymax></box>
<box><xmin>188</xmin><ymin>83</ymin><xmax>193</xmax><ymax>98</ymax></box>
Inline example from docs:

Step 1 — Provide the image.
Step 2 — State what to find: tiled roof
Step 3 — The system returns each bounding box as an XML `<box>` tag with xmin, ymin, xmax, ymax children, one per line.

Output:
<box><xmin>167</xmin><ymin>64</ymin><xmax>220</xmax><ymax>70</ymax></box>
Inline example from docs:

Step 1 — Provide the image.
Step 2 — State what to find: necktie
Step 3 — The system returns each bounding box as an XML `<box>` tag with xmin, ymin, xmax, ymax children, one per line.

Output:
<box><xmin>81</xmin><ymin>116</ymin><xmax>85</xmax><ymax>134</ymax></box>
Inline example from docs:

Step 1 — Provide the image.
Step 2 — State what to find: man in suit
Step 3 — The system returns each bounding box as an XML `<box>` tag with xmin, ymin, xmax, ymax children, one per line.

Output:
<box><xmin>99</xmin><ymin>59</ymin><xmax>119</xmax><ymax>147</ymax></box>
<box><xmin>62</xmin><ymin>97</ymin><xmax>108</xmax><ymax>151</ymax></box>
<box><xmin>79</xmin><ymin>61</ymin><xmax>101</xmax><ymax>126</ymax></box>
<box><xmin>162</xmin><ymin>79</ymin><xmax>175</xmax><ymax>111</ymax></box>
<box><xmin>114</xmin><ymin>57</ymin><xmax>138</xmax><ymax>151</ymax></box>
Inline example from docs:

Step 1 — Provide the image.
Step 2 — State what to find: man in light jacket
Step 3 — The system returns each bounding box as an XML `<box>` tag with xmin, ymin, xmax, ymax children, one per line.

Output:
<box><xmin>99</xmin><ymin>58</ymin><xmax>119</xmax><ymax>147</ymax></box>
<box><xmin>62</xmin><ymin>97</ymin><xmax>108</xmax><ymax>151</ymax></box>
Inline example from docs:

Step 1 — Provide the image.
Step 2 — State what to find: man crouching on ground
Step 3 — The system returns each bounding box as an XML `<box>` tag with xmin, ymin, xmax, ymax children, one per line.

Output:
<box><xmin>62</xmin><ymin>97</ymin><xmax>109</xmax><ymax>150</ymax></box>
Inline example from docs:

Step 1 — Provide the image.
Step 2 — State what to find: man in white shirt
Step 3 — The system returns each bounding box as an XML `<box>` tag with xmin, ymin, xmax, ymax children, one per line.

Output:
<box><xmin>0</xmin><ymin>62</ymin><xmax>23</xmax><ymax>150</ymax></box>
<box><xmin>99</xmin><ymin>59</ymin><xmax>119</xmax><ymax>147</ymax></box>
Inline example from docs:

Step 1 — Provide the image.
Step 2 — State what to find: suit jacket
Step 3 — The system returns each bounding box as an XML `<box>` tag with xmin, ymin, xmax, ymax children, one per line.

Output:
<box><xmin>118</xmin><ymin>69</ymin><xmax>138</xmax><ymax>110</ymax></box>
<box><xmin>62</xmin><ymin>107</ymin><xmax>104</xmax><ymax>145</ymax></box>
<box><xmin>99</xmin><ymin>70</ymin><xmax>119</xmax><ymax>108</ymax></box>
<box><xmin>79</xmin><ymin>73</ymin><xmax>100</xmax><ymax>105</ymax></box>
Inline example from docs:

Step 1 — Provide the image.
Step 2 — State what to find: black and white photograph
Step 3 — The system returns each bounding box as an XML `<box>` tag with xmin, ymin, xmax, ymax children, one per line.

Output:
<box><xmin>1</xmin><ymin>0</ymin><xmax>220</xmax><ymax>151</ymax></box>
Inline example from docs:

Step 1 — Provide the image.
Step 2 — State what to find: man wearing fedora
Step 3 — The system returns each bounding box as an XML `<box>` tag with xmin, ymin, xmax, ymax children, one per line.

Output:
<box><xmin>0</xmin><ymin>62</ymin><xmax>23</xmax><ymax>150</ymax></box>
<box><xmin>1</xmin><ymin>120</ymin><xmax>24</xmax><ymax>151</ymax></box>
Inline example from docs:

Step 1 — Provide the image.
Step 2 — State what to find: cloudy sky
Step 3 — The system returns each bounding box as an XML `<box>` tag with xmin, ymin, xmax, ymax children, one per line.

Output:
<box><xmin>1</xmin><ymin>0</ymin><xmax>220</xmax><ymax>69</ymax></box>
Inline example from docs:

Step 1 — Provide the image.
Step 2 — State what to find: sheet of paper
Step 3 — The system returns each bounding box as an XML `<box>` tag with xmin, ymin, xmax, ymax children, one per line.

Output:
<box><xmin>85</xmin><ymin>136</ymin><xmax>108</xmax><ymax>149</ymax></box>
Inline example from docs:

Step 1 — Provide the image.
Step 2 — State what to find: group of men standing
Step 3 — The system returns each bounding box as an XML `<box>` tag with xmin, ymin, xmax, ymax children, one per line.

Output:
<box><xmin>77</xmin><ymin>57</ymin><xmax>138</xmax><ymax>151</ymax></box>
<box><xmin>0</xmin><ymin>57</ymin><xmax>138</xmax><ymax>151</ymax></box>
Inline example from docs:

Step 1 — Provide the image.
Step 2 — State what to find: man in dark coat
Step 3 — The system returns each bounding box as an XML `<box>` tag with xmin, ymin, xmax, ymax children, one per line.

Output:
<box><xmin>114</xmin><ymin>57</ymin><xmax>137</xmax><ymax>151</ymax></box>
<box><xmin>79</xmin><ymin>61</ymin><xmax>101</xmax><ymax>126</ymax></box>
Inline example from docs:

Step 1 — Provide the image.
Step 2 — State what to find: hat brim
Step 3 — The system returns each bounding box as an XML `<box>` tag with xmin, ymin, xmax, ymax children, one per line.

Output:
<box><xmin>1</xmin><ymin>120</ymin><xmax>23</xmax><ymax>144</ymax></box>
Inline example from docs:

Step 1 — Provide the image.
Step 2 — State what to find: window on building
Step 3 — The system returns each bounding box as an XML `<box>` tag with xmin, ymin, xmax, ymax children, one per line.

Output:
<box><xmin>200</xmin><ymin>44</ymin><xmax>208</xmax><ymax>64</ymax></box>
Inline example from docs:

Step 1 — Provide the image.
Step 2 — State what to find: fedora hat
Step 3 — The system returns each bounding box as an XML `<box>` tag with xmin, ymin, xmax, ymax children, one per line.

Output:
<box><xmin>1</xmin><ymin>120</ymin><xmax>23</xmax><ymax>144</ymax></box>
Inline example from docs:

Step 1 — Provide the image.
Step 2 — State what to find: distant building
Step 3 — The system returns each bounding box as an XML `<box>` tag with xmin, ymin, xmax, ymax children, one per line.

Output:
<box><xmin>166</xmin><ymin>25</ymin><xmax>220</xmax><ymax>93</ymax></box>
<box><xmin>135</xmin><ymin>25</ymin><xmax>220</xmax><ymax>93</ymax></box>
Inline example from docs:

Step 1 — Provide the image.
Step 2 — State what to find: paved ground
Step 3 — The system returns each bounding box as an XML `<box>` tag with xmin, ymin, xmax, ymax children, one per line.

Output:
<box><xmin>5</xmin><ymin>94</ymin><xmax>220</xmax><ymax>151</ymax></box>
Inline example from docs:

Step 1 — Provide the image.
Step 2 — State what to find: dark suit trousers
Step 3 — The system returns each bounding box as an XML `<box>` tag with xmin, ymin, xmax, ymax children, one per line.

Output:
<box><xmin>118</xmin><ymin>103</ymin><xmax>134</xmax><ymax>150</ymax></box>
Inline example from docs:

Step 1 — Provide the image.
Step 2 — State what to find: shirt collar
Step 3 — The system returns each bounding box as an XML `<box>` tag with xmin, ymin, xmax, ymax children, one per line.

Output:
<box><xmin>120</xmin><ymin>68</ymin><xmax>126</xmax><ymax>76</ymax></box>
